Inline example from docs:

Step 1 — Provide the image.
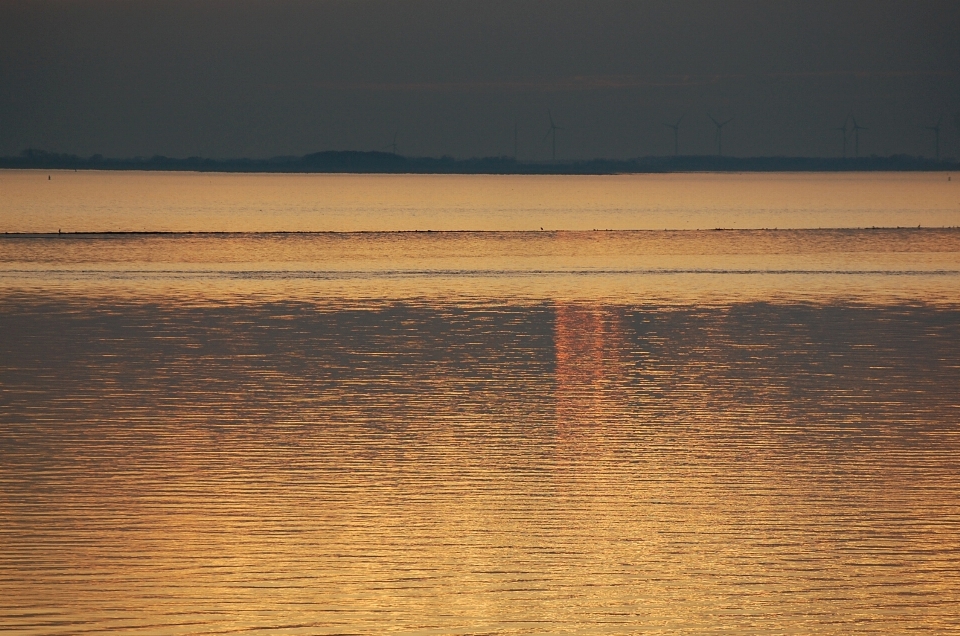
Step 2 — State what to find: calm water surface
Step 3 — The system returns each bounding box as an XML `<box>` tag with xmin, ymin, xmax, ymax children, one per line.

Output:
<box><xmin>2</xmin><ymin>170</ymin><xmax>959</xmax><ymax>232</ymax></box>
<box><xmin>2</xmin><ymin>173</ymin><xmax>960</xmax><ymax>634</ymax></box>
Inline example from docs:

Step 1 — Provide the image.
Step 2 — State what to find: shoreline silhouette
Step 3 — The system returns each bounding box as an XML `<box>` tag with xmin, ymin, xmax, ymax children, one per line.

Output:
<box><xmin>3</xmin><ymin>149</ymin><xmax>956</xmax><ymax>174</ymax></box>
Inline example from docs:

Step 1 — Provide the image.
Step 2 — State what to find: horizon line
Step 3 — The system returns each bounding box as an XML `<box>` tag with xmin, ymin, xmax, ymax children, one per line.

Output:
<box><xmin>4</xmin><ymin>227</ymin><xmax>958</xmax><ymax>237</ymax></box>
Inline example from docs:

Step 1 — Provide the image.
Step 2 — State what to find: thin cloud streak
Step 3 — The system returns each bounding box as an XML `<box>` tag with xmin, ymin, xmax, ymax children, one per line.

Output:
<box><xmin>293</xmin><ymin>71</ymin><xmax>957</xmax><ymax>94</ymax></box>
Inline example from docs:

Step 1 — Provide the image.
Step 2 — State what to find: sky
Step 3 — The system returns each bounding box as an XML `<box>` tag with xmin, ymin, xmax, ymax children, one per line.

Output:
<box><xmin>1</xmin><ymin>0</ymin><xmax>958</xmax><ymax>160</ymax></box>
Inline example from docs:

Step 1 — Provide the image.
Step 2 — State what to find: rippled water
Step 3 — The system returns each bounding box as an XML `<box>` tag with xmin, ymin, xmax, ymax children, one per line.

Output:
<box><xmin>2</xmin><ymin>173</ymin><xmax>960</xmax><ymax>634</ymax></box>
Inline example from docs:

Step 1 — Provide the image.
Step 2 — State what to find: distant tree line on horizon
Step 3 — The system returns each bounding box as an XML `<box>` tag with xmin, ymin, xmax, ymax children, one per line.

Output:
<box><xmin>2</xmin><ymin>148</ymin><xmax>956</xmax><ymax>174</ymax></box>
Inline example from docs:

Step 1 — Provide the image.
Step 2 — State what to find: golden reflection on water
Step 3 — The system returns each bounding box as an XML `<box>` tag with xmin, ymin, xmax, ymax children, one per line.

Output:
<box><xmin>1</xmin><ymin>223</ymin><xmax>959</xmax><ymax>634</ymax></box>
<box><xmin>555</xmin><ymin>304</ymin><xmax>629</xmax><ymax>438</ymax></box>
<box><xmin>2</xmin><ymin>290</ymin><xmax>959</xmax><ymax>634</ymax></box>
<box><xmin>2</xmin><ymin>170</ymin><xmax>959</xmax><ymax>231</ymax></box>
<box><xmin>2</xmin><ymin>229</ymin><xmax>960</xmax><ymax>305</ymax></box>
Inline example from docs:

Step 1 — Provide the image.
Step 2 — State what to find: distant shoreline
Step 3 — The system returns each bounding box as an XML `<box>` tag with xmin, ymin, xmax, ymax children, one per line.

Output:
<box><xmin>5</xmin><ymin>228</ymin><xmax>958</xmax><ymax>237</ymax></box>
<box><xmin>2</xmin><ymin>150</ymin><xmax>957</xmax><ymax>174</ymax></box>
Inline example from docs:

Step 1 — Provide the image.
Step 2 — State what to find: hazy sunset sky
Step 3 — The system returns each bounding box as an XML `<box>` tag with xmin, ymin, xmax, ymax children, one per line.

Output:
<box><xmin>2</xmin><ymin>0</ymin><xmax>958</xmax><ymax>160</ymax></box>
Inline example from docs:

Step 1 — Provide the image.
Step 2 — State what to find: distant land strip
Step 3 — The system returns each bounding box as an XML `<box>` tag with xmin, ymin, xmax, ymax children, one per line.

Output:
<box><xmin>5</xmin><ymin>228</ymin><xmax>959</xmax><ymax>237</ymax></box>
<box><xmin>2</xmin><ymin>149</ymin><xmax>957</xmax><ymax>174</ymax></box>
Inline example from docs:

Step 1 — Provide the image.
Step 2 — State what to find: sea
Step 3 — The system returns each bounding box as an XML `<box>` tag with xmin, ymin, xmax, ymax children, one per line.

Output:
<box><xmin>2</xmin><ymin>170</ymin><xmax>959</xmax><ymax>634</ymax></box>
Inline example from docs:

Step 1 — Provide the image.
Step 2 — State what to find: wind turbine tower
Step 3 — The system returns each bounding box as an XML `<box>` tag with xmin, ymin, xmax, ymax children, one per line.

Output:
<box><xmin>851</xmin><ymin>117</ymin><xmax>867</xmax><ymax>158</ymax></box>
<box><xmin>664</xmin><ymin>114</ymin><xmax>684</xmax><ymax>155</ymax></box>
<box><xmin>384</xmin><ymin>131</ymin><xmax>399</xmax><ymax>155</ymax></box>
<box><xmin>834</xmin><ymin>117</ymin><xmax>849</xmax><ymax>158</ymax></box>
<box><xmin>544</xmin><ymin>110</ymin><xmax>562</xmax><ymax>161</ymax></box>
<box><xmin>708</xmin><ymin>115</ymin><xmax>734</xmax><ymax>156</ymax></box>
<box><xmin>926</xmin><ymin>116</ymin><xmax>943</xmax><ymax>161</ymax></box>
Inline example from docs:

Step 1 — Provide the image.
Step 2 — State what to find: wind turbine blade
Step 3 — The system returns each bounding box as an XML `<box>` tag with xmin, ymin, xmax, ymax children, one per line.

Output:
<box><xmin>708</xmin><ymin>114</ymin><xmax>720</xmax><ymax>126</ymax></box>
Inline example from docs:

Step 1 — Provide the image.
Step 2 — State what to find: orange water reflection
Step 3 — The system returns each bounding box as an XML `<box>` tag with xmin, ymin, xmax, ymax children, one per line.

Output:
<box><xmin>2</xmin><ymin>170</ymin><xmax>959</xmax><ymax>232</ymax></box>
<box><xmin>554</xmin><ymin>303</ymin><xmax>629</xmax><ymax>433</ymax></box>
<box><xmin>3</xmin><ymin>229</ymin><xmax>960</xmax><ymax>305</ymax></box>
<box><xmin>2</xmin><ymin>292</ymin><xmax>959</xmax><ymax>634</ymax></box>
<box><xmin>2</xmin><ymin>221</ymin><xmax>959</xmax><ymax>634</ymax></box>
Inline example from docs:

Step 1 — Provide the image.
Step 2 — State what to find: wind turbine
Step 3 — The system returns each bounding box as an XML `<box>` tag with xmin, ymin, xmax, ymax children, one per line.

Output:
<box><xmin>544</xmin><ymin>110</ymin><xmax>562</xmax><ymax>161</ymax></box>
<box><xmin>708</xmin><ymin>115</ymin><xmax>734</xmax><ymax>156</ymax></box>
<box><xmin>925</xmin><ymin>115</ymin><xmax>943</xmax><ymax>161</ymax></box>
<box><xmin>833</xmin><ymin>116</ymin><xmax>849</xmax><ymax>158</ymax></box>
<box><xmin>664</xmin><ymin>114</ymin><xmax>684</xmax><ymax>155</ymax></box>
<box><xmin>384</xmin><ymin>131</ymin><xmax>399</xmax><ymax>155</ymax></box>
<box><xmin>851</xmin><ymin>117</ymin><xmax>867</xmax><ymax>158</ymax></box>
